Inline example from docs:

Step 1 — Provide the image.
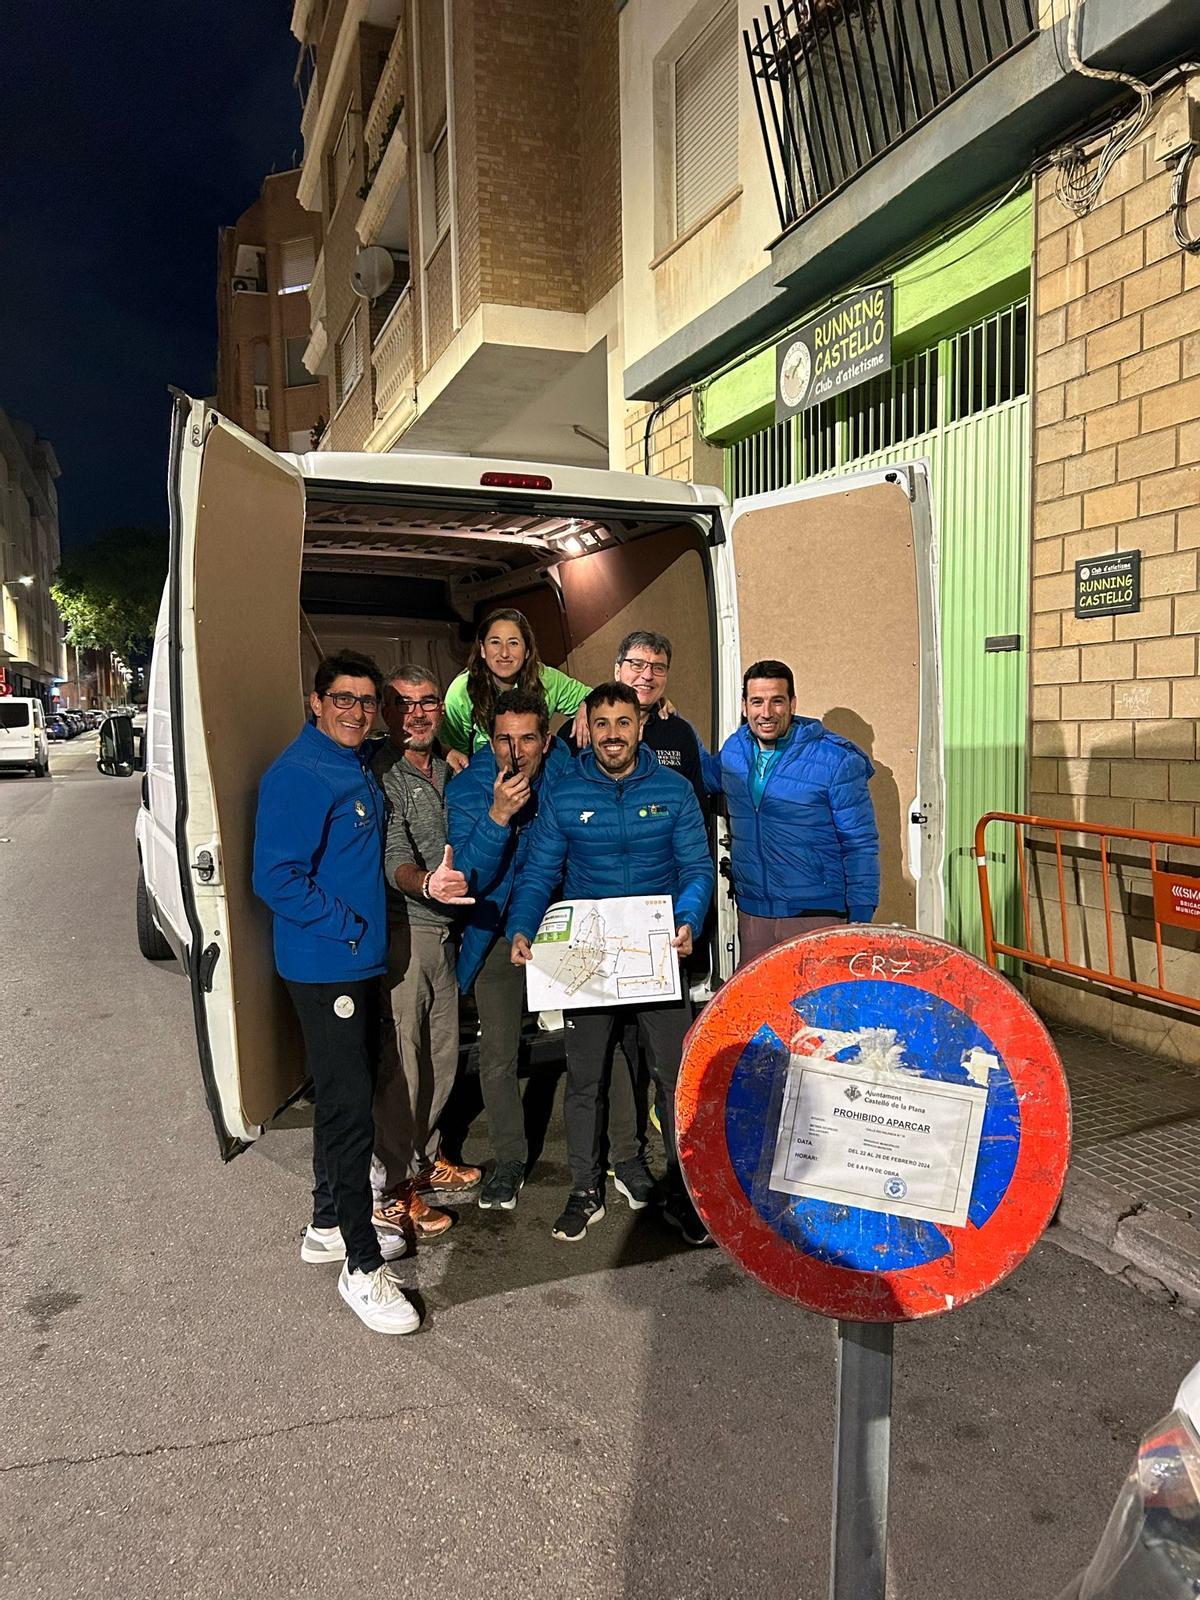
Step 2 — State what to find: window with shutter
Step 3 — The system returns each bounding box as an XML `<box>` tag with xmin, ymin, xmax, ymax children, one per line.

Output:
<box><xmin>335</xmin><ymin>318</ymin><xmax>361</xmax><ymax>408</ymax></box>
<box><xmin>673</xmin><ymin>2</ymin><xmax>739</xmax><ymax>237</ymax></box>
<box><xmin>280</xmin><ymin>237</ymin><xmax>315</xmax><ymax>294</ymax></box>
<box><xmin>432</xmin><ymin>129</ymin><xmax>450</xmax><ymax>241</ymax></box>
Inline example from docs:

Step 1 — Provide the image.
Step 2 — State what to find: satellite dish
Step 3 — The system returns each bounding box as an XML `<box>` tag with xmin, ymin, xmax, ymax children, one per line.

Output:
<box><xmin>351</xmin><ymin>247</ymin><xmax>395</xmax><ymax>299</ymax></box>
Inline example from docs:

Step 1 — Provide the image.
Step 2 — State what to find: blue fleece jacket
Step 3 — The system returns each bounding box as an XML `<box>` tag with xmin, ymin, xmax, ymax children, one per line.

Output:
<box><xmin>445</xmin><ymin>736</ymin><xmax>572</xmax><ymax>992</ymax></box>
<box><xmin>720</xmin><ymin>717</ymin><xmax>879</xmax><ymax>921</ymax></box>
<box><xmin>507</xmin><ymin>745</ymin><xmax>714</xmax><ymax>944</ymax></box>
<box><xmin>252</xmin><ymin>722</ymin><xmax>387</xmax><ymax>982</ymax></box>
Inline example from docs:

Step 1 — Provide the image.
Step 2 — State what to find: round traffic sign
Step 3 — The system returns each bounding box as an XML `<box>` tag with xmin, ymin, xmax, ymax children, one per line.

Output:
<box><xmin>677</xmin><ymin>927</ymin><xmax>1070</xmax><ymax>1322</ymax></box>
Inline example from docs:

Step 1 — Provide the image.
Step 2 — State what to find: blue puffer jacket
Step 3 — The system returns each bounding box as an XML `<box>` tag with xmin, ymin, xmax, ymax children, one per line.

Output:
<box><xmin>507</xmin><ymin>746</ymin><xmax>714</xmax><ymax>944</ymax></box>
<box><xmin>446</xmin><ymin>736</ymin><xmax>572</xmax><ymax>992</ymax></box>
<box><xmin>720</xmin><ymin>718</ymin><xmax>879</xmax><ymax>921</ymax></box>
<box><xmin>252</xmin><ymin>722</ymin><xmax>388</xmax><ymax>982</ymax></box>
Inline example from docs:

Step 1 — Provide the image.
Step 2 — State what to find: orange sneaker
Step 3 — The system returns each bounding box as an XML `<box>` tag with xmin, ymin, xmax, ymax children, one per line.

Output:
<box><xmin>415</xmin><ymin>1156</ymin><xmax>483</xmax><ymax>1194</ymax></box>
<box><xmin>374</xmin><ymin>1189</ymin><xmax>453</xmax><ymax>1241</ymax></box>
<box><xmin>407</xmin><ymin>1189</ymin><xmax>454</xmax><ymax>1237</ymax></box>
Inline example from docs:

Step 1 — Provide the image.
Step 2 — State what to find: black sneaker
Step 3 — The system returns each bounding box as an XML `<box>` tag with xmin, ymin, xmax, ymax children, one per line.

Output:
<box><xmin>612</xmin><ymin>1160</ymin><xmax>659</xmax><ymax>1212</ymax></box>
<box><xmin>551</xmin><ymin>1188</ymin><xmax>606</xmax><ymax>1242</ymax></box>
<box><xmin>478</xmin><ymin>1161</ymin><xmax>526</xmax><ymax>1211</ymax></box>
<box><xmin>663</xmin><ymin>1192</ymin><xmax>710</xmax><ymax>1247</ymax></box>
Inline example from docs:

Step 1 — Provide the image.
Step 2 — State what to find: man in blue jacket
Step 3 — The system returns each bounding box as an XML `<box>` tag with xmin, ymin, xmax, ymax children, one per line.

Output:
<box><xmin>252</xmin><ymin>651</ymin><xmax>418</xmax><ymax>1337</ymax></box>
<box><xmin>446</xmin><ymin>686</ymin><xmax>571</xmax><ymax>1211</ymax></box>
<box><xmin>510</xmin><ymin>682</ymin><xmax>714</xmax><ymax>1245</ymax></box>
<box><xmin>721</xmin><ymin>659</ymin><xmax>879</xmax><ymax>968</ymax></box>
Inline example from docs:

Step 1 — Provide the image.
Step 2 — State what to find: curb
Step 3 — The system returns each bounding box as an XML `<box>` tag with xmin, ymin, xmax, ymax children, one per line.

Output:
<box><xmin>1046</xmin><ymin>1170</ymin><xmax>1200</xmax><ymax>1316</ymax></box>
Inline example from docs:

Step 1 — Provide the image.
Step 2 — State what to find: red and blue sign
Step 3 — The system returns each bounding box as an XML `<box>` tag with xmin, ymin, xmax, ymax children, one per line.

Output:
<box><xmin>677</xmin><ymin>928</ymin><xmax>1071</xmax><ymax>1322</ymax></box>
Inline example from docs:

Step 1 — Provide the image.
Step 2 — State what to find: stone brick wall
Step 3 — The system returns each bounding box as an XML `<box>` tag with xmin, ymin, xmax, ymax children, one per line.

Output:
<box><xmin>473</xmin><ymin>0</ymin><xmax>584</xmax><ymax>313</ymax></box>
<box><xmin>579</xmin><ymin>0</ymin><xmax>622</xmax><ymax>310</ymax></box>
<box><xmin>1029</xmin><ymin>100</ymin><xmax>1200</xmax><ymax>1059</ymax></box>
<box><xmin>623</xmin><ymin>392</ymin><xmax>724</xmax><ymax>488</ymax></box>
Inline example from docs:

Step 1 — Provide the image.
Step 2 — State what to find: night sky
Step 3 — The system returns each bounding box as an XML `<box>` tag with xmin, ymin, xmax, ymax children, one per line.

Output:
<box><xmin>1</xmin><ymin>4</ymin><xmax>302</xmax><ymax>550</ymax></box>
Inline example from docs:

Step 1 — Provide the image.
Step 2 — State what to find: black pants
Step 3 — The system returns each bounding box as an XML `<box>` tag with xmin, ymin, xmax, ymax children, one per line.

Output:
<box><xmin>285</xmin><ymin>978</ymin><xmax>383</xmax><ymax>1274</ymax></box>
<box><xmin>563</xmin><ymin>997</ymin><xmax>693</xmax><ymax>1192</ymax></box>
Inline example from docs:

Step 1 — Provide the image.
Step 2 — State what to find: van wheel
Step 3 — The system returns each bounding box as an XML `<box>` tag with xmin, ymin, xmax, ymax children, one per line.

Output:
<box><xmin>136</xmin><ymin>867</ymin><xmax>173</xmax><ymax>961</ymax></box>
<box><xmin>35</xmin><ymin>757</ymin><xmax>49</xmax><ymax>778</ymax></box>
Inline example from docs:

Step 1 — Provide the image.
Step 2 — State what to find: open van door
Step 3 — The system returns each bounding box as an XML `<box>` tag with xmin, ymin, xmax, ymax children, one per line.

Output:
<box><xmin>718</xmin><ymin>464</ymin><xmax>943</xmax><ymax>954</ymax></box>
<box><xmin>168</xmin><ymin>396</ymin><xmax>307</xmax><ymax>1157</ymax></box>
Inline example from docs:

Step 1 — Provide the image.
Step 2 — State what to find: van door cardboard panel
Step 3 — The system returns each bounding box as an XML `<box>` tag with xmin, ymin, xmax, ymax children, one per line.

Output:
<box><xmin>732</xmin><ymin>482</ymin><xmax>919</xmax><ymax>926</ymax></box>
<box><xmin>558</xmin><ymin>531</ymin><xmax>713</xmax><ymax>744</ymax></box>
<box><xmin>194</xmin><ymin>429</ymin><xmax>306</xmax><ymax>1126</ymax></box>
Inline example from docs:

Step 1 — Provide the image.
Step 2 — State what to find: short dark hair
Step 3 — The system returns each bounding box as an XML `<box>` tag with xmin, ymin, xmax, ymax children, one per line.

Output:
<box><xmin>617</xmin><ymin>629</ymin><xmax>672</xmax><ymax>666</ymax></box>
<box><xmin>491</xmin><ymin>686</ymin><xmax>550</xmax><ymax>737</ymax></box>
<box><xmin>742</xmin><ymin>659</ymin><xmax>795</xmax><ymax>700</ymax></box>
<box><xmin>585</xmin><ymin>681</ymin><xmax>640</xmax><ymax>718</ymax></box>
<box><xmin>314</xmin><ymin>651</ymin><xmax>384</xmax><ymax>699</ymax></box>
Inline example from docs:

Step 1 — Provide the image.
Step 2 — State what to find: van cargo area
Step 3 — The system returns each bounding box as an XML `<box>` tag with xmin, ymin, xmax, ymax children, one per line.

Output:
<box><xmin>293</xmin><ymin>488</ymin><xmax>718</xmax><ymax>750</ymax></box>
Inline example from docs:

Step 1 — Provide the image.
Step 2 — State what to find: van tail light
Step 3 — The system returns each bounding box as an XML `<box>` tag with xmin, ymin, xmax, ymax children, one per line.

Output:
<box><xmin>480</xmin><ymin>471</ymin><xmax>553</xmax><ymax>491</ymax></box>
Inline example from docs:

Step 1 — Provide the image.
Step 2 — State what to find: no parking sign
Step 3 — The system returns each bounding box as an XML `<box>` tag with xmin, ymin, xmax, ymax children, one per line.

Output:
<box><xmin>677</xmin><ymin>927</ymin><xmax>1071</xmax><ymax>1596</ymax></box>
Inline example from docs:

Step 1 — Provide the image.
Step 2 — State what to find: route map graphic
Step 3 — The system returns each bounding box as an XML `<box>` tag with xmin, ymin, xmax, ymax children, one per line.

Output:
<box><xmin>525</xmin><ymin>896</ymin><xmax>681</xmax><ymax>1011</ymax></box>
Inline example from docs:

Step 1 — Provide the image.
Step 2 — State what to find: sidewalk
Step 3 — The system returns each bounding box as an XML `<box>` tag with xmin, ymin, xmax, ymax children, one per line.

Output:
<box><xmin>1046</xmin><ymin>1024</ymin><xmax>1200</xmax><ymax>1315</ymax></box>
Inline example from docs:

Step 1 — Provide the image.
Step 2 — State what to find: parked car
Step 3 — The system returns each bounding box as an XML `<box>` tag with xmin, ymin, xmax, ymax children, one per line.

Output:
<box><xmin>45</xmin><ymin>716</ymin><xmax>68</xmax><ymax>741</ymax></box>
<box><xmin>0</xmin><ymin>696</ymin><xmax>50</xmax><ymax>776</ymax></box>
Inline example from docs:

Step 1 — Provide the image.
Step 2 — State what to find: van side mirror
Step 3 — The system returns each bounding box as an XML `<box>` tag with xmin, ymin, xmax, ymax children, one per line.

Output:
<box><xmin>97</xmin><ymin>715</ymin><xmax>135</xmax><ymax>778</ymax></box>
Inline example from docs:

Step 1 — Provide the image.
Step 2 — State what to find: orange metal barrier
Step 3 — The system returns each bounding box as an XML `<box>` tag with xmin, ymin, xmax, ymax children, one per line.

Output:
<box><xmin>975</xmin><ymin>810</ymin><xmax>1200</xmax><ymax>1014</ymax></box>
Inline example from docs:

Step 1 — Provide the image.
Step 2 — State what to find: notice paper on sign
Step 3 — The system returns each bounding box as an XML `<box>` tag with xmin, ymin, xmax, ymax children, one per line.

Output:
<box><xmin>524</xmin><ymin>895</ymin><xmax>681</xmax><ymax>1012</ymax></box>
<box><xmin>769</xmin><ymin>1055</ymin><xmax>988</xmax><ymax>1227</ymax></box>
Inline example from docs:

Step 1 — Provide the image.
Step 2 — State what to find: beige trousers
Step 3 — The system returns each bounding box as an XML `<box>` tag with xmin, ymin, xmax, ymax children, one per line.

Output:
<box><xmin>372</xmin><ymin>922</ymin><xmax>459</xmax><ymax>1198</ymax></box>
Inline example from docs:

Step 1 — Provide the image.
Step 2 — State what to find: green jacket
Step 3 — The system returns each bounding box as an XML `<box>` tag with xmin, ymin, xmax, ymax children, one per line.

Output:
<box><xmin>439</xmin><ymin>663</ymin><xmax>590</xmax><ymax>753</ymax></box>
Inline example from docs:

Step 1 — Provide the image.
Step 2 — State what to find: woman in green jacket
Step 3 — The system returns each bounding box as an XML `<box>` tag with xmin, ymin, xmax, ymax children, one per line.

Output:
<box><xmin>440</xmin><ymin>608</ymin><xmax>590</xmax><ymax>763</ymax></box>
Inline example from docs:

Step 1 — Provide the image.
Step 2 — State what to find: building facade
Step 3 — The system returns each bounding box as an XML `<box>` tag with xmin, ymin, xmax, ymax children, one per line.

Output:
<box><xmin>216</xmin><ymin>169</ymin><xmax>328</xmax><ymax>453</ymax></box>
<box><xmin>0</xmin><ymin>406</ymin><xmax>64</xmax><ymax>705</ymax></box>
<box><xmin>289</xmin><ymin>0</ymin><xmax>623</xmax><ymax>465</ymax></box>
<box><xmin>617</xmin><ymin>0</ymin><xmax>1200</xmax><ymax>1059</ymax></box>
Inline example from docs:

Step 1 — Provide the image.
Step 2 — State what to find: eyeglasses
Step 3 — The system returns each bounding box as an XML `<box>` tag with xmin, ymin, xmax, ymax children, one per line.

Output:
<box><xmin>325</xmin><ymin>691</ymin><xmax>379</xmax><ymax>712</ymax></box>
<box><xmin>621</xmin><ymin>657</ymin><xmax>669</xmax><ymax>678</ymax></box>
<box><xmin>395</xmin><ymin>696</ymin><xmax>441</xmax><ymax>715</ymax></box>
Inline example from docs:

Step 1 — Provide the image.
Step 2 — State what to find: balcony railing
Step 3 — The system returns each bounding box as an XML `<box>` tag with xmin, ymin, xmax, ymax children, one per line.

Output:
<box><xmin>372</xmin><ymin>286</ymin><xmax>414</xmax><ymax>424</ymax></box>
<box><xmin>745</xmin><ymin>0</ymin><xmax>1038</xmax><ymax>232</ymax></box>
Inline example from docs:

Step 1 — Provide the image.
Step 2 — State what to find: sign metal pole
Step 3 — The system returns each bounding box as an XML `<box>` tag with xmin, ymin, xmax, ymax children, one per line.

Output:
<box><xmin>830</xmin><ymin>1319</ymin><xmax>893</xmax><ymax>1600</ymax></box>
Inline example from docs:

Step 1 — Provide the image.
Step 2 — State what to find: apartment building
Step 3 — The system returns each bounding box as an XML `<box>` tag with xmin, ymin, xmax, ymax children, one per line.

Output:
<box><xmin>617</xmin><ymin>0</ymin><xmax>1200</xmax><ymax>1061</ymax></box>
<box><xmin>215</xmin><ymin>170</ymin><xmax>328</xmax><ymax>453</ymax></box>
<box><xmin>289</xmin><ymin>0</ymin><xmax>623</xmax><ymax>465</ymax></box>
<box><xmin>0</xmin><ymin>406</ymin><xmax>64</xmax><ymax>706</ymax></box>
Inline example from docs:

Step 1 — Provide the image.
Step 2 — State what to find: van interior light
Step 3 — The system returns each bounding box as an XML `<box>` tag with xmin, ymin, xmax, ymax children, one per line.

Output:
<box><xmin>562</xmin><ymin>535</ymin><xmax>584</xmax><ymax>556</ymax></box>
<box><xmin>480</xmin><ymin>470</ymin><xmax>553</xmax><ymax>491</ymax></box>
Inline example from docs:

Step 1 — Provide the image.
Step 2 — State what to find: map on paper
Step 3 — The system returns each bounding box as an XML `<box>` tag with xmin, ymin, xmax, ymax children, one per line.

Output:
<box><xmin>525</xmin><ymin>895</ymin><xmax>681</xmax><ymax>1011</ymax></box>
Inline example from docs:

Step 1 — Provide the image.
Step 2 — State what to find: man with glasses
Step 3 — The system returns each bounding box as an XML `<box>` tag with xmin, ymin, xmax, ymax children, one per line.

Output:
<box><xmin>253</xmin><ymin>652</ymin><xmax>418</xmax><ymax>1335</ymax></box>
<box><xmin>371</xmin><ymin>665</ymin><xmax>481</xmax><ymax>1242</ymax></box>
<box><xmin>614</xmin><ymin>630</ymin><xmax>714</xmax><ymax>811</ymax></box>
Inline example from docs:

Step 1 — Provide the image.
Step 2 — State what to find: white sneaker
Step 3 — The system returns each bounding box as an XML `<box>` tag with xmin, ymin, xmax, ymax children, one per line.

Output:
<box><xmin>338</xmin><ymin>1262</ymin><xmax>421</xmax><ymax>1335</ymax></box>
<box><xmin>300</xmin><ymin>1219</ymin><xmax>408</xmax><ymax>1265</ymax></box>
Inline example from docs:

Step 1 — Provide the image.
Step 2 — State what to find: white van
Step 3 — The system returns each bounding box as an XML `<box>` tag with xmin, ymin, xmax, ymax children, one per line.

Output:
<box><xmin>0</xmin><ymin>696</ymin><xmax>50</xmax><ymax>778</ymax></box>
<box><xmin>101</xmin><ymin>395</ymin><xmax>944</xmax><ymax>1160</ymax></box>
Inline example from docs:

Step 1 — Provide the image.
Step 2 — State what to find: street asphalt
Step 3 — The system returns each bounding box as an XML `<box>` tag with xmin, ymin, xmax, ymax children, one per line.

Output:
<box><xmin>3</xmin><ymin>736</ymin><xmax>1197</xmax><ymax>1600</ymax></box>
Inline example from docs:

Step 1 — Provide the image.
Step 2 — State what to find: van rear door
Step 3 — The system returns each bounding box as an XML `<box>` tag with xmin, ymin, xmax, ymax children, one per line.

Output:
<box><xmin>717</xmin><ymin>464</ymin><xmax>943</xmax><ymax>943</ymax></box>
<box><xmin>169</xmin><ymin>397</ymin><xmax>307</xmax><ymax>1156</ymax></box>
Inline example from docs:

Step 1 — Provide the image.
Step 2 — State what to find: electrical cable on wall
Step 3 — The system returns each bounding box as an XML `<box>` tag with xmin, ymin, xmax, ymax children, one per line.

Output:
<box><xmin>1172</xmin><ymin>143</ymin><xmax>1200</xmax><ymax>253</ymax></box>
<box><xmin>1051</xmin><ymin>0</ymin><xmax>1155</xmax><ymax>218</ymax></box>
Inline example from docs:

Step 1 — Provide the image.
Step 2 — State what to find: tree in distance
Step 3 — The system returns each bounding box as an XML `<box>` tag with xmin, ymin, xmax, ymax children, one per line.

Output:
<box><xmin>51</xmin><ymin>527</ymin><xmax>168</xmax><ymax>659</ymax></box>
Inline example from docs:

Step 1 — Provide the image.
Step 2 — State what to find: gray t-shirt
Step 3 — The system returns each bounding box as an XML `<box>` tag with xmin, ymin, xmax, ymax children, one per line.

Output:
<box><xmin>372</xmin><ymin>741</ymin><xmax>452</xmax><ymax>928</ymax></box>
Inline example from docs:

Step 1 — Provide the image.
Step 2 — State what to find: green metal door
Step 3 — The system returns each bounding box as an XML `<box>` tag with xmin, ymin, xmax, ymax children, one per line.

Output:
<box><xmin>726</xmin><ymin>299</ymin><xmax>1030</xmax><ymax>957</ymax></box>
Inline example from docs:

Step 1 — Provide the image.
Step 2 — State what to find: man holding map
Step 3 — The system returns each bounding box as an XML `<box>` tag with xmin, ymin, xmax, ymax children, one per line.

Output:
<box><xmin>509</xmin><ymin>682</ymin><xmax>714</xmax><ymax>1244</ymax></box>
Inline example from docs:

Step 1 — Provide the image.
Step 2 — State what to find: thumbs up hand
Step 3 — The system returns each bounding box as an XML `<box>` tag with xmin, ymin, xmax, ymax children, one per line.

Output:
<box><xmin>427</xmin><ymin>844</ymin><xmax>474</xmax><ymax>905</ymax></box>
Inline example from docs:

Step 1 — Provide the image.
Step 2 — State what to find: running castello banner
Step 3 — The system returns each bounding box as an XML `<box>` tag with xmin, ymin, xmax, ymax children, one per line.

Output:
<box><xmin>775</xmin><ymin>284</ymin><xmax>893</xmax><ymax>422</ymax></box>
